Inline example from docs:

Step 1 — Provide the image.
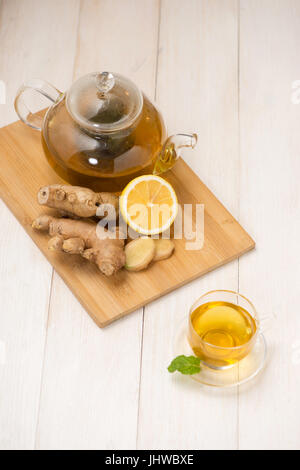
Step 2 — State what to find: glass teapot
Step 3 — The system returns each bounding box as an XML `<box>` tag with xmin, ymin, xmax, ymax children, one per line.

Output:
<box><xmin>15</xmin><ymin>72</ymin><xmax>197</xmax><ymax>192</ymax></box>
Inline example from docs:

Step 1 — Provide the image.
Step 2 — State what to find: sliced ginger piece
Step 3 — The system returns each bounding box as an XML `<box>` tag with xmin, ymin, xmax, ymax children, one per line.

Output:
<box><xmin>154</xmin><ymin>239</ymin><xmax>175</xmax><ymax>261</ymax></box>
<box><xmin>125</xmin><ymin>237</ymin><xmax>155</xmax><ymax>272</ymax></box>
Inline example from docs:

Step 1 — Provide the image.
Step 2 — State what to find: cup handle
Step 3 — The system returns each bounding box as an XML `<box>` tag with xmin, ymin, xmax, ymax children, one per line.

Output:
<box><xmin>14</xmin><ymin>79</ymin><xmax>63</xmax><ymax>131</ymax></box>
<box><xmin>259</xmin><ymin>313</ymin><xmax>277</xmax><ymax>334</ymax></box>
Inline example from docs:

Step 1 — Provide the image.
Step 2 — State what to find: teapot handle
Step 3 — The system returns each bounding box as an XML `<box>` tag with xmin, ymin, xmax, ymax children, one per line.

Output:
<box><xmin>14</xmin><ymin>79</ymin><xmax>63</xmax><ymax>131</ymax></box>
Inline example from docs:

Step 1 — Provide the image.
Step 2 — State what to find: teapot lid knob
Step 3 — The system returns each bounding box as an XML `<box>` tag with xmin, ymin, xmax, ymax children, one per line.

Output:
<box><xmin>96</xmin><ymin>72</ymin><xmax>115</xmax><ymax>96</ymax></box>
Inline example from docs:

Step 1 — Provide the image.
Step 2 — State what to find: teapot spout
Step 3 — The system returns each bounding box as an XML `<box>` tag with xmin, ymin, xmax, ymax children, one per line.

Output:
<box><xmin>153</xmin><ymin>133</ymin><xmax>197</xmax><ymax>175</ymax></box>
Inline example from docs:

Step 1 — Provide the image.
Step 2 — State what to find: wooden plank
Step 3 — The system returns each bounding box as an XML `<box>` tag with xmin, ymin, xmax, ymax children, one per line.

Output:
<box><xmin>238</xmin><ymin>0</ymin><xmax>300</xmax><ymax>450</ymax></box>
<box><xmin>73</xmin><ymin>0</ymin><xmax>159</xmax><ymax>96</ymax></box>
<box><xmin>138</xmin><ymin>0</ymin><xmax>241</xmax><ymax>449</ymax></box>
<box><xmin>0</xmin><ymin>0</ymin><xmax>80</xmax><ymax>126</ymax></box>
<box><xmin>36</xmin><ymin>277</ymin><xmax>143</xmax><ymax>450</ymax></box>
<box><xmin>0</xmin><ymin>0</ymin><xmax>80</xmax><ymax>450</ymax></box>
<box><xmin>35</xmin><ymin>0</ymin><xmax>160</xmax><ymax>449</ymax></box>
<box><xmin>0</xmin><ymin>200</ymin><xmax>51</xmax><ymax>450</ymax></box>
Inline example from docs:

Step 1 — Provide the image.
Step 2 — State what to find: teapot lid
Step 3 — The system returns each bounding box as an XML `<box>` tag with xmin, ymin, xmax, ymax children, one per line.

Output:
<box><xmin>66</xmin><ymin>72</ymin><xmax>143</xmax><ymax>134</ymax></box>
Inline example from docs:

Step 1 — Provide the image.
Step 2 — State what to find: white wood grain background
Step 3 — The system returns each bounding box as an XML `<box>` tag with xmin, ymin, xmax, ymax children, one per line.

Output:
<box><xmin>0</xmin><ymin>0</ymin><xmax>299</xmax><ymax>450</ymax></box>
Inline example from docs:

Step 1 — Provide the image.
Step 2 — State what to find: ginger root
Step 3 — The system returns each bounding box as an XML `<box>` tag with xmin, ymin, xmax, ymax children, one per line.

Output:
<box><xmin>125</xmin><ymin>237</ymin><xmax>155</xmax><ymax>272</ymax></box>
<box><xmin>154</xmin><ymin>239</ymin><xmax>175</xmax><ymax>261</ymax></box>
<box><xmin>32</xmin><ymin>215</ymin><xmax>125</xmax><ymax>276</ymax></box>
<box><xmin>37</xmin><ymin>184</ymin><xmax>119</xmax><ymax>219</ymax></box>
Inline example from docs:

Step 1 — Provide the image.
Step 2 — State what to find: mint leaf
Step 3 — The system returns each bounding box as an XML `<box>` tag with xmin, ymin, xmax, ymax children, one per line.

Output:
<box><xmin>167</xmin><ymin>355</ymin><xmax>201</xmax><ymax>375</ymax></box>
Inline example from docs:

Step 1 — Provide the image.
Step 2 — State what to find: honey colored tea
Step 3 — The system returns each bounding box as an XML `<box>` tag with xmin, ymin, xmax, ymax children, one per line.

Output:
<box><xmin>188</xmin><ymin>301</ymin><xmax>257</xmax><ymax>368</ymax></box>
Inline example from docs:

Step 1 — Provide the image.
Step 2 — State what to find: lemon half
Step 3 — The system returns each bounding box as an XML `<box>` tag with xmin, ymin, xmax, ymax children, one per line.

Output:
<box><xmin>120</xmin><ymin>175</ymin><xmax>178</xmax><ymax>235</ymax></box>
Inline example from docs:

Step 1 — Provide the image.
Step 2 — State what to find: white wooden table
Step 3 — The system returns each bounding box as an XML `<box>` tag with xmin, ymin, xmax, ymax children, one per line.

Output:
<box><xmin>0</xmin><ymin>0</ymin><xmax>300</xmax><ymax>450</ymax></box>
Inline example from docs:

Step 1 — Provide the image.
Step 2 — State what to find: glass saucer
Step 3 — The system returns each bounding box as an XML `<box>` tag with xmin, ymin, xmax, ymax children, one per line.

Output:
<box><xmin>173</xmin><ymin>318</ymin><xmax>267</xmax><ymax>388</ymax></box>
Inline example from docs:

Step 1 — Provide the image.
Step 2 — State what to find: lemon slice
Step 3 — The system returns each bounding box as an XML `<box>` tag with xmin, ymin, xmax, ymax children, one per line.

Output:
<box><xmin>120</xmin><ymin>175</ymin><xmax>178</xmax><ymax>235</ymax></box>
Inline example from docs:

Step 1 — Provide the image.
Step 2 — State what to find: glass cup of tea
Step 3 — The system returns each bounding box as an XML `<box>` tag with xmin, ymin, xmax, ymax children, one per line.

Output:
<box><xmin>188</xmin><ymin>290</ymin><xmax>268</xmax><ymax>370</ymax></box>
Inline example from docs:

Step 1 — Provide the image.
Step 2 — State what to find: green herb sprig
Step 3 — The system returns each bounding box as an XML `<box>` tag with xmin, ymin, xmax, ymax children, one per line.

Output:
<box><xmin>167</xmin><ymin>355</ymin><xmax>201</xmax><ymax>375</ymax></box>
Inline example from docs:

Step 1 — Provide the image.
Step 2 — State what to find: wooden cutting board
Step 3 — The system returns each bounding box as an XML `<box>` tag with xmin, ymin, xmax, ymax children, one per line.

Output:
<box><xmin>0</xmin><ymin>118</ymin><xmax>255</xmax><ymax>327</ymax></box>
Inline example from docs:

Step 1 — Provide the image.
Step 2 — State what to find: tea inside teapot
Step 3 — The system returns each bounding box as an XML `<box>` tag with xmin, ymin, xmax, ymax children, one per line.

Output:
<box><xmin>15</xmin><ymin>72</ymin><xmax>197</xmax><ymax>192</ymax></box>
<box><xmin>43</xmin><ymin>72</ymin><xmax>166</xmax><ymax>191</ymax></box>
